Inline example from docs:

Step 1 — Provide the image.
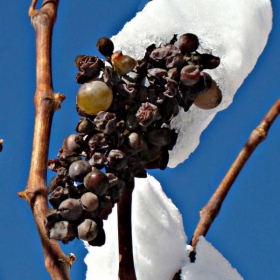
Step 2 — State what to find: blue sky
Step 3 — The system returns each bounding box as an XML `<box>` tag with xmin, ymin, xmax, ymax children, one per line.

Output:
<box><xmin>0</xmin><ymin>0</ymin><xmax>279</xmax><ymax>279</ymax></box>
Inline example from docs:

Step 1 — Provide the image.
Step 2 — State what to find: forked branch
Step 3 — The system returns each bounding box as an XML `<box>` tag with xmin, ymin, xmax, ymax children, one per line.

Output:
<box><xmin>191</xmin><ymin>98</ymin><xmax>280</xmax><ymax>251</ymax></box>
<box><xmin>18</xmin><ymin>1</ymin><xmax>74</xmax><ymax>279</ymax></box>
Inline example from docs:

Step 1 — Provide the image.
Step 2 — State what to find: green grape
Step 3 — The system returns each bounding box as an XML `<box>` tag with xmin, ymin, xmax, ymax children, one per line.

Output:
<box><xmin>76</xmin><ymin>80</ymin><xmax>113</xmax><ymax>115</ymax></box>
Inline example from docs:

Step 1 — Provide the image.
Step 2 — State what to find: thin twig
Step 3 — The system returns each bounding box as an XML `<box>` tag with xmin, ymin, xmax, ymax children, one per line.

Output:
<box><xmin>18</xmin><ymin>1</ymin><xmax>74</xmax><ymax>279</ymax></box>
<box><xmin>190</xmin><ymin>99</ymin><xmax>280</xmax><ymax>251</ymax></box>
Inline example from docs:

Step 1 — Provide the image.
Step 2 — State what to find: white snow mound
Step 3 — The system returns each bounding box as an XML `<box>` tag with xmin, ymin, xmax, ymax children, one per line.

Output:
<box><xmin>132</xmin><ymin>176</ymin><xmax>188</xmax><ymax>280</ymax></box>
<box><xmin>181</xmin><ymin>236</ymin><xmax>244</xmax><ymax>280</ymax></box>
<box><xmin>84</xmin><ymin>208</ymin><xmax>119</xmax><ymax>280</ymax></box>
<box><xmin>112</xmin><ymin>0</ymin><xmax>272</xmax><ymax>167</ymax></box>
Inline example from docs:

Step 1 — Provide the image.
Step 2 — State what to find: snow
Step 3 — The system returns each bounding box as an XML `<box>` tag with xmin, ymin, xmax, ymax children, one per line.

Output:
<box><xmin>84</xmin><ymin>207</ymin><xmax>119</xmax><ymax>280</ymax></box>
<box><xmin>112</xmin><ymin>0</ymin><xmax>272</xmax><ymax>167</ymax></box>
<box><xmin>85</xmin><ymin>0</ymin><xmax>272</xmax><ymax>279</ymax></box>
<box><xmin>132</xmin><ymin>176</ymin><xmax>188</xmax><ymax>280</ymax></box>
<box><xmin>85</xmin><ymin>176</ymin><xmax>245</xmax><ymax>280</ymax></box>
<box><xmin>181</xmin><ymin>236</ymin><xmax>243</xmax><ymax>280</ymax></box>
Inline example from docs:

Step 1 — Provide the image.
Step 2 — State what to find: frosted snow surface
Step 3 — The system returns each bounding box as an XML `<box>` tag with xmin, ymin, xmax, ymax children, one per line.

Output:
<box><xmin>112</xmin><ymin>0</ymin><xmax>272</xmax><ymax>167</ymax></box>
<box><xmin>181</xmin><ymin>236</ymin><xmax>244</xmax><ymax>280</ymax></box>
<box><xmin>132</xmin><ymin>176</ymin><xmax>188</xmax><ymax>280</ymax></box>
<box><xmin>84</xmin><ymin>208</ymin><xmax>119</xmax><ymax>280</ymax></box>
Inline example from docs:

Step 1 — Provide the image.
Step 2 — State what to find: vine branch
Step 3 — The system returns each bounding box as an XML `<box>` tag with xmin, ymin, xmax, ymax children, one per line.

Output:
<box><xmin>18</xmin><ymin>1</ymin><xmax>74</xmax><ymax>279</ymax></box>
<box><xmin>191</xmin><ymin>98</ymin><xmax>280</xmax><ymax>251</ymax></box>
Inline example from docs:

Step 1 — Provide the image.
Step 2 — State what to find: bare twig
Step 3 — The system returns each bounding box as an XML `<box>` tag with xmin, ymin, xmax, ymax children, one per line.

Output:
<box><xmin>191</xmin><ymin>99</ymin><xmax>280</xmax><ymax>251</ymax></box>
<box><xmin>118</xmin><ymin>185</ymin><xmax>137</xmax><ymax>280</ymax></box>
<box><xmin>18</xmin><ymin>1</ymin><xmax>74</xmax><ymax>279</ymax></box>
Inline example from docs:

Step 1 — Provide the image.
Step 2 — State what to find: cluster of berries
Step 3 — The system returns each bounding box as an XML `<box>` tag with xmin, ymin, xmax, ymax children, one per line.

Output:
<box><xmin>45</xmin><ymin>33</ymin><xmax>221</xmax><ymax>246</ymax></box>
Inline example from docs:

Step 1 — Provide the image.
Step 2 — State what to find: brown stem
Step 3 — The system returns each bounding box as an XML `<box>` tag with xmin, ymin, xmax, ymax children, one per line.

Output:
<box><xmin>191</xmin><ymin>99</ymin><xmax>280</xmax><ymax>251</ymax></box>
<box><xmin>118</xmin><ymin>187</ymin><xmax>137</xmax><ymax>280</ymax></box>
<box><xmin>18</xmin><ymin>1</ymin><xmax>74</xmax><ymax>279</ymax></box>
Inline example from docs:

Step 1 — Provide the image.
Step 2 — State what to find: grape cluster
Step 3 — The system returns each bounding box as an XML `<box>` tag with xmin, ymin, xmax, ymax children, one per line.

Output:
<box><xmin>45</xmin><ymin>33</ymin><xmax>221</xmax><ymax>246</ymax></box>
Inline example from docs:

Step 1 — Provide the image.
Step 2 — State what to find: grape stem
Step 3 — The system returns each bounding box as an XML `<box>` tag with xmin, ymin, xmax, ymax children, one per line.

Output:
<box><xmin>18</xmin><ymin>1</ymin><xmax>73</xmax><ymax>279</ymax></box>
<box><xmin>190</xmin><ymin>98</ymin><xmax>280</xmax><ymax>254</ymax></box>
<box><xmin>118</xmin><ymin>185</ymin><xmax>137</xmax><ymax>280</ymax></box>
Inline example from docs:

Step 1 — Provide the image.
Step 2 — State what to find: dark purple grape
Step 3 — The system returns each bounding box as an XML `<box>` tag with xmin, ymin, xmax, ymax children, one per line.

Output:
<box><xmin>106</xmin><ymin>173</ymin><xmax>118</xmax><ymax>187</ymax></box>
<box><xmin>96</xmin><ymin>37</ymin><xmax>114</xmax><ymax>57</ymax></box>
<box><xmin>69</xmin><ymin>160</ymin><xmax>92</xmax><ymax>182</ymax></box>
<box><xmin>88</xmin><ymin>133</ymin><xmax>109</xmax><ymax>154</ymax></box>
<box><xmin>49</xmin><ymin>186</ymin><xmax>69</xmax><ymax>208</ymax></box>
<box><xmin>93</xmin><ymin>111</ymin><xmax>117</xmax><ymax>135</ymax></box>
<box><xmin>195</xmin><ymin>72</ymin><xmax>213</xmax><ymax>93</ymax></box>
<box><xmin>147</xmin><ymin>128</ymin><xmax>176</xmax><ymax>147</ymax></box>
<box><xmin>84</xmin><ymin>170</ymin><xmax>109</xmax><ymax>196</ymax></box>
<box><xmin>88</xmin><ymin>227</ymin><xmax>105</xmax><ymax>246</ymax></box>
<box><xmin>165</xmin><ymin>54</ymin><xmax>184</xmax><ymax>69</ymax></box>
<box><xmin>200</xmin><ymin>54</ymin><xmax>220</xmax><ymax>69</ymax></box>
<box><xmin>58</xmin><ymin>198</ymin><xmax>83</xmax><ymax>221</ymax></box>
<box><xmin>44</xmin><ymin>208</ymin><xmax>62</xmax><ymax>230</ymax></box>
<box><xmin>77</xmin><ymin>219</ymin><xmax>99</xmax><ymax>241</ymax></box>
<box><xmin>108</xmin><ymin>150</ymin><xmax>127</xmax><ymax>170</ymax></box>
<box><xmin>98</xmin><ymin>196</ymin><xmax>113</xmax><ymax>220</ymax></box>
<box><xmin>58</xmin><ymin>134</ymin><xmax>83</xmax><ymax>159</ymax></box>
<box><xmin>76</xmin><ymin>117</ymin><xmax>93</xmax><ymax>134</ymax></box>
<box><xmin>75</xmin><ymin>55</ymin><xmax>104</xmax><ymax>79</ymax></box>
<box><xmin>167</xmin><ymin>68</ymin><xmax>179</xmax><ymax>81</ymax></box>
<box><xmin>179</xmin><ymin>33</ymin><xmax>199</xmax><ymax>54</ymax></box>
<box><xmin>89</xmin><ymin>152</ymin><xmax>108</xmax><ymax>169</ymax></box>
<box><xmin>150</xmin><ymin>44</ymin><xmax>180</xmax><ymax>62</ymax></box>
<box><xmin>81</xmin><ymin>192</ymin><xmax>99</xmax><ymax>212</ymax></box>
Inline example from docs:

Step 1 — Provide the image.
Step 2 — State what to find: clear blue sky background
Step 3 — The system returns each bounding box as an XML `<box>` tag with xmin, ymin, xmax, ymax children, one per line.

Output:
<box><xmin>0</xmin><ymin>0</ymin><xmax>279</xmax><ymax>279</ymax></box>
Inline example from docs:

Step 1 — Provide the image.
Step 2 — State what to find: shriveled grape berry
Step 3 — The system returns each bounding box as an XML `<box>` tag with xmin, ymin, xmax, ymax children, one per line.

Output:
<box><xmin>84</xmin><ymin>170</ymin><xmax>109</xmax><ymax>196</ymax></box>
<box><xmin>58</xmin><ymin>198</ymin><xmax>83</xmax><ymax>221</ymax></box>
<box><xmin>108</xmin><ymin>149</ymin><xmax>127</xmax><ymax>170</ymax></box>
<box><xmin>49</xmin><ymin>221</ymin><xmax>76</xmax><ymax>243</ymax></box>
<box><xmin>49</xmin><ymin>186</ymin><xmax>69</xmax><ymax>208</ymax></box>
<box><xmin>69</xmin><ymin>160</ymin><xmax>92</xmax><ymax>182</ymax></box>
<box><xmin>77</xmin><ymin>219</ymin><xmax>99</xmax><ymax>241</ymax></box>
<box><xmin>180</xmin><ymin>65</ymin><xmax>200</xmax><ymax>86</ymax></box>
<box><xmin>81</xmin><ymin>192</ymin><xmax>99</xmax><ymax>212</ymax></box>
